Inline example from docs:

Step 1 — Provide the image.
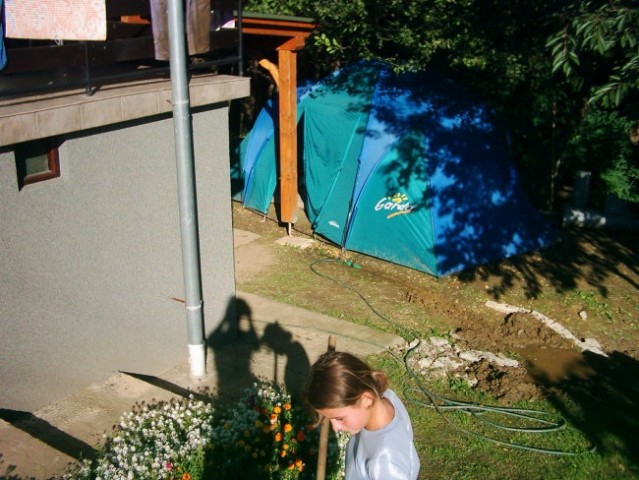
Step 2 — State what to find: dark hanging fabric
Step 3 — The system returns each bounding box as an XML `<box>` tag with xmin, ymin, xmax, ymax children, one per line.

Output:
<box><xmin>149</xmin><ymin>0</ymin><xmax>211</xmax><ymax>61</ymax></box>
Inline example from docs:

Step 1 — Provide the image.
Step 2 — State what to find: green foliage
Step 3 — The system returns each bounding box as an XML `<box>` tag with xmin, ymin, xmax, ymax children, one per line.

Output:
<box><xmin>204</xmin><ymin>381</ymin><xmax>345</xmax><ymax>480</ymax></box>
<box><xmin>560</xmin><ymin>106</ymin><xmax>639</xmax><ymax>203</ymax></box>
<box><xmin>547</xmin><ymin>1</ymin><xmax>639</xmax><ymax>205</ymax></box>
<box><xmin>243</xmin><ymin>0</ymin><xmax>307</xmax><ymax>16</ymax></box>
<box><xmin>243</xmin><ymin>0</ymin><xmax>638</xmax><ymax>209</ymax></box>
<box><xmin>547</xmin><ymin>0</ymin><xmax>639</xmax><ymax>108</ymax></box>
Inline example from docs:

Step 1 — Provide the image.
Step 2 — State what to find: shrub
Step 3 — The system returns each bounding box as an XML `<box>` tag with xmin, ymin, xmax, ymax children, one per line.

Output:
<box><xmin>58</xmin><ymin>381</ymin><xmax>345</xmax><ymax>480</ymax></box>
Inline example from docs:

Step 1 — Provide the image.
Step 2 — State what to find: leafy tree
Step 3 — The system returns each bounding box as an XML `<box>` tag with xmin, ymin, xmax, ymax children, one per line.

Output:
<box><xmin>244</xmin><ymin>0</ymin><xmax>639</xmax><ymax>207</ymax></box>
<box><xmin>547</xmin><ymin>0</ymin><xmax>639</xmax><ymax>108</ymax></box>
<box><xmin>547</xmin><ymin>0</ymin><xmax>639</xmax><ymax>204</ymax></box>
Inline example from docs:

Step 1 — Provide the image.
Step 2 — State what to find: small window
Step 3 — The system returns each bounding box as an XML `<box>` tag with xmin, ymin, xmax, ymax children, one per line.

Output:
<box><xmin>15</xmin><ymin>139</ymin><xmax>60</xmax><ymax>189</ymax></box>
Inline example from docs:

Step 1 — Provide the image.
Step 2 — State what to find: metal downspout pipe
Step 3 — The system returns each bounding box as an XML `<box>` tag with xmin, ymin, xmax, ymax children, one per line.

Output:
<box><xmin>167</xmin><ymin>0</ymin><xmax>206</xmax><ymax>377</ymax></box>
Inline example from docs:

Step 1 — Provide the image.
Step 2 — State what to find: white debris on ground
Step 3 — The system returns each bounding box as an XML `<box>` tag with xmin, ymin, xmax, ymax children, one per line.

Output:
<box><xmin>484</xmin><ymin>301</ymin><xmax>607</xmax><ymax>357</ymax></box>
<box><xmin>395</xmin><ymin>336</ymin><xmax>520</xmax><ymax>383</ymax></box>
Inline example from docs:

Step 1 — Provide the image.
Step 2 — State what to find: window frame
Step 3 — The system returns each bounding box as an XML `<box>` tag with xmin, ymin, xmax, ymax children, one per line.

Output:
<box><xmin>16</xmin><ymin>139</ymin><xmax>61</xmax><ymax>189</ymax></box>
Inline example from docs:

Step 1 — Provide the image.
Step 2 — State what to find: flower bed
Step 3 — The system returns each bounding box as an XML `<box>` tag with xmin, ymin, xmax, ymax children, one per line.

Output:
<box><xmin>60</xmin><ymin>381</ymin><xmax>345</xmax><ymax>480</ymax></box>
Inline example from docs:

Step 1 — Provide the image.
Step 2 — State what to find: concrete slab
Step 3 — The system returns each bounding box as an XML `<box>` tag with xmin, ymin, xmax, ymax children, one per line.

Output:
<box><xmin>275</xmin><ymin>235</ymin><xmax>316</xmax><ymax>249</ymax></box>
<box><xmin>233</xmin><ymin>228</ymin><xmax>261</xmax><ymax>246</ymax></box>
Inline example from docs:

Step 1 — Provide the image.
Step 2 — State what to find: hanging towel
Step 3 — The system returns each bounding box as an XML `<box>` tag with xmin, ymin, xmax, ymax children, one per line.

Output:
<box><xmin>4</xmin><ymin>0</ymin><xmax>106</xmax><ymax>41</ymax></box>
<box><xmin>150</xmin><ymin>0</ymin><xmax>211</xmax><ymax>61</ymax></box>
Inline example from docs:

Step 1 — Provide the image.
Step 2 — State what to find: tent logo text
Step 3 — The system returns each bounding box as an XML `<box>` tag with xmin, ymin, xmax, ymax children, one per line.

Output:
<box><xmin>375</xmin><ymin>193</ymin><xmax>413</xmax><ymax>219</ymax></box>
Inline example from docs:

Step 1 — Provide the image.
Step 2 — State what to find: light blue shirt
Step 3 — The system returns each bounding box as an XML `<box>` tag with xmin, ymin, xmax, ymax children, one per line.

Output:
<box><xmin>345</xmin><ymin>389</ymin><xmax>420</xmax><ymax>480</ymax></box>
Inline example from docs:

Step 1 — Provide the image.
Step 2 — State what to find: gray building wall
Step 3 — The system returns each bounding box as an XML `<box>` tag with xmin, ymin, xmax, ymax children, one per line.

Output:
<box><xmin>0</xmin><ymin>106</ymin><xmax>237</xmax><ymax>411</ymax></box>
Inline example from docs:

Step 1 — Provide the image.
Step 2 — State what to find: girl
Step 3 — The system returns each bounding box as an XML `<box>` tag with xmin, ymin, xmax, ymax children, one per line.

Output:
<box><xmin>306</xmin><ymin>351</ymin><xmax>420</xmax><ymax>480</ymax></box>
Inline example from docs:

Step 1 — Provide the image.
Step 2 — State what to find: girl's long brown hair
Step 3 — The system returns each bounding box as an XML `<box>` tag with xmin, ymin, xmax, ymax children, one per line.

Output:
<box><xmin>306</xmin><ymin>351</ymin><xmax>389</xmax><ymax>410</ymax></box>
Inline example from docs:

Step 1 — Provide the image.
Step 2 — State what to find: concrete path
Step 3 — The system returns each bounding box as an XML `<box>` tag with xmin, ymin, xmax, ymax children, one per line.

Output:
<box><xmin>0</xmin><ymin>230</ymin><xmax>403</xmax><ymax>479</ymax></box>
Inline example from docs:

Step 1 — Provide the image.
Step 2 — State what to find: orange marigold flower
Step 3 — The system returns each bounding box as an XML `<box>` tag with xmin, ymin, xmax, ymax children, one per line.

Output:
<box><xmin>273</xmin><ymin>405</ymin><xmax>282</xmax><ymax>414</ymax></box>
<box><xmin>280</xmin><ymin>449</ymin><xmax>287</xmax><ymax>457</ymax></box>
<box><xmin>283</xmin><ymin>443</ymin><xmax>290</xmax><ymax>450</ymax></box>
<box><xmin>270</xmin><ymin>413</ymin><xmax>278</xmax><ymax>424</ymax></box>
<box><xmin>295</xmin><ymin>458</ymin><xmax>304</xmax><ymax>469</ymax></box>
<box><xmin>283</xmin><ymin>403</ymin><xmax>291</xmax><ymax>411</ymax></box>
<box><xmin>288</xmin><ymin>463</ymin><xmax>295</xmax><ymax>470</ymax></box>
<box><xmin>283</xmin><ymin>423</ymin><xmax>293</xmax><ymax>433</ymax></box>
<box><xmin>182</xmin><ymin>474</ymin><xmax>191</xmax><ymax>480</ymax></box>
<box><xmin>275</xmin><ymin>432</ymin><xmax>282</xmax><ymax>442</ymax></box>
<box><xmin>296</xmin><ymin>430</ymin><xmax>305</xmax><ymax>442</ymax></box>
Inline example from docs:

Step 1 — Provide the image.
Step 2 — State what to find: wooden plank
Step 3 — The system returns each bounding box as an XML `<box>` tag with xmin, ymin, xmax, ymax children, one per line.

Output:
<box><xmin>242</xmin><ymin>27</ymin><xmax>313</xmax><ymax>38</ymax></box>
<box><xmin>241</xmin><ymin>17</ymin><xmax>316</xmax><ymax>32</ymax></box>
<box><xmin>276</xmin><ymin>36</ymin><xmax>307</xmax><ymax>52</ymax></box>
<box><xmin>278</xmin><ymin>48</ymin><xmax>298</xmax><ymax>224</ymax></box>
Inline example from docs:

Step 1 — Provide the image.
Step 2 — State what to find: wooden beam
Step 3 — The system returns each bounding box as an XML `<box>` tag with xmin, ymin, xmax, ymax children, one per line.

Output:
<box><xmin>278</xmin><ymin>48</ymin><xmax>298</xmax><ymax>224</ymax></box>
<box><xmin>242</xmin><ymin>27</ymin><xmax>313</xmax><ymax>38</ymax></box>
<box><xmin>239</xmin><ymin>14</ymin><xmax>317</xmax><ymax>225</ymax></box>
<box><xmin>241</xmin><ymin>17</ymin><xmax>316</xmax><ymax>32</ymax></box>
<box><xmin>277</xmin><ymin>36</ymin><xmax>308</xmax><ymax>52</ymax></box>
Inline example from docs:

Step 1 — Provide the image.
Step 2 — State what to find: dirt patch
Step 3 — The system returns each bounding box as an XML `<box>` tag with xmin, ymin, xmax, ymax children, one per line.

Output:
<box><xmin>232</xmin><ymin>201</ymin><xmax>639</xmax><ymax>405</ymax></box>
<box><xmin>466</xmin><ymin>359</ymin><xmax>541</xmax><ymax>403</ymax></box>
<box><xmin>456</xmin><ymin>311</ymin><xmax>578</xmax><ymax>351</ymax></box>
<box><xmin>397</xmin><ymin>311</ymin><xmax>589</xmax><ymax>403</ymax></box>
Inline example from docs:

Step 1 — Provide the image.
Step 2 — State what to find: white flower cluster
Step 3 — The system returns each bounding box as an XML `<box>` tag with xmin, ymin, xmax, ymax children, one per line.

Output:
<box><xmin>256</xmin><ymin>382</ymin><xmax>287</xmax><ymax>405</ymax></box>
<box><xmin>63</xmin><ymin>395</ymin><xmax>214</xmax><ymax>480</ymax></box>
<box><xmin>210</xmin><ymin>382</ymin><xmax>286</xmax><ymax>446</ymax></box>
<box><xmin>59</xmin><ymin>382</ymin><xmax>348</xmax><ymax>480</ymax></box>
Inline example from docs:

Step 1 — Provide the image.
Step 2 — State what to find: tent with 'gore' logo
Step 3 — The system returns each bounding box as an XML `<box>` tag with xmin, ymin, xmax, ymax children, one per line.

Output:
<box><xmin>237</xmin><ymin>61</ymin><xmax>555</xmax><ymax>276</ymax></box>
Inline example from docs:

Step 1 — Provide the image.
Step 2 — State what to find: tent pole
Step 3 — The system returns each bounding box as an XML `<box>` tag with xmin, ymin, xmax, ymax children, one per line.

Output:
<box><xmin>167</xmin><ymin>0</ymin><xmax>206</xmax><ymax>377</ymax></box>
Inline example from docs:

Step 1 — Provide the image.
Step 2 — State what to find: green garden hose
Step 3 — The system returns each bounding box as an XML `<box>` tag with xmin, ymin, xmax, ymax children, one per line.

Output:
<box><xmin>309</xmin><ymin>257</ymin><xmax>596</xmax><ymax>456</ymax></box>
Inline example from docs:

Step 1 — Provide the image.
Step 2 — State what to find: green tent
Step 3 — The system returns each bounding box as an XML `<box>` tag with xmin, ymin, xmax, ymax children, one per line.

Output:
<box><xmin>237</xmin><ymin>62</ymin><xmax>555</xmax><ymax>276</ymax></box>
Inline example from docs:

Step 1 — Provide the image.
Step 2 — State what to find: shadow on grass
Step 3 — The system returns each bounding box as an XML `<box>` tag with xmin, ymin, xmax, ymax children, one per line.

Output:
<box><xmin>459</xmin><ymin>227</ymin><xmax>639</xmax><ymax>301</ymax></box>
<box><xmin>529</xmin><ymin>349</ymin><xmax>639</xmax><ymax>475</ymax></box>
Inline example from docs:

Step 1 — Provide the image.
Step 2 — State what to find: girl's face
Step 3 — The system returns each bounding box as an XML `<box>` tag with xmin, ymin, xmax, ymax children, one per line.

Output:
<box><xmin>316</xmin><ymin>393</ymin><xmax>374</xmax><ymax>435</ymax></box>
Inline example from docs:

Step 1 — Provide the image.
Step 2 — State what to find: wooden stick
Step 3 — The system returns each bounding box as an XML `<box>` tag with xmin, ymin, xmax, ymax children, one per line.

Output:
<box><xmin>316</xmin><ymin>335</ymin><xmax>336</xmax><ymax>480</ymax></box>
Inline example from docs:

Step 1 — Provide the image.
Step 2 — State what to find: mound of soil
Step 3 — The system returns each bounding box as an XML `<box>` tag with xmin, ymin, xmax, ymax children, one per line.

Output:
<box><xmin>457</xmin><ymin>312</ymin><xmax>577</xmax><ymax>351</ymax></box>
<box><xmin>395</xmin><ymin>310</ymin><xmax>593</xmax><ymax>403</ymax></box>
